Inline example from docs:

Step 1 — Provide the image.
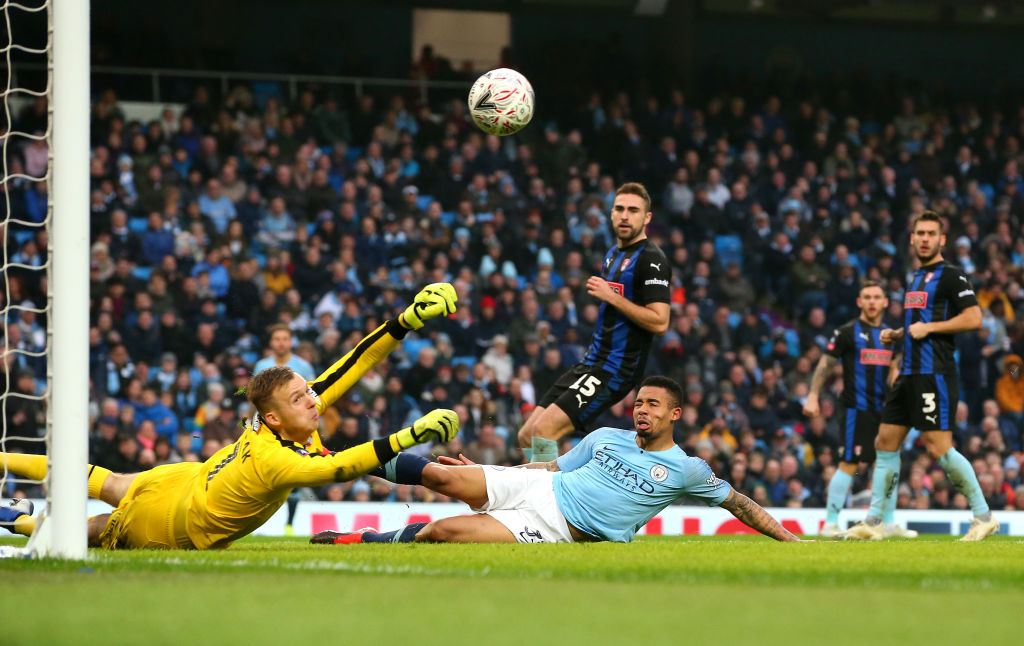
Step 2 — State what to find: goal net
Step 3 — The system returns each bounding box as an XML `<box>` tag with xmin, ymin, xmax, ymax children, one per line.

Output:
<box><xmin>1</xmin><ymin>0</ymin><xmax>89</xmax><ymax>559</ymax></box>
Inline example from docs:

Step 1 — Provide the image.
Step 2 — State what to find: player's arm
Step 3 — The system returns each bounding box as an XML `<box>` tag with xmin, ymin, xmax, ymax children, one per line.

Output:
<box><xmin>910</xmin><ymin>305</ymin><xmax>982</xmax><ymax>338</ymax></box>
<box><xmin>310</xmin><ymin>283</ymin><xmax>457</xmax><ymax>409</ymax></box>
<box><xmin>437</xmin><ymin>454</ymin><xmax>561</xmax><ymax>471</ymax></box>
<box><xmin>803</xmin><ymin>354</ymin><xmax>837</xmax><ymax>417</ymax></box>
<box><xmin>265</xmin><ymin>410</ymin><xmax>459</xmax><ymax>489</ymax></box>
<box><xmin>888</xmin><ymin>350</ymin><xmax>903</xmax><ymax>386</ymax></box>
<box><xmin>587</xmin><ymin>275</ymin><xmax>669</xmax><ymax>334</ymax></box>
<box><xmin>880</xmin><ymin>327</ymin><xmax>903</xmax><ymax>344</ymax></box>
<box><xmin>718</xmin><ymin>488</ymin><xmax>801</xmax><ymax>542</ymax></box>
<box><xmin>909</xmin><ymin>272</ymin><xmax>981</xmax><ymax>339</ymax></box>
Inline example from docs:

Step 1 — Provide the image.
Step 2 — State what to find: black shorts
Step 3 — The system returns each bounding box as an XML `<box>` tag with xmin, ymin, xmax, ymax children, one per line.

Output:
<box><xmin>880</xmin><ymin>374</ymin><xmax>959</xmax><ymax>432</ymax></box>
<box><xmin>537</xmin><ymin>363</ymin><xmax>638</xmax><ymax>432</ymax></box>
<box><xmin>838</xmin><ymin>407</ymin><xmax>880</xmax><ymax>464</ymax></box>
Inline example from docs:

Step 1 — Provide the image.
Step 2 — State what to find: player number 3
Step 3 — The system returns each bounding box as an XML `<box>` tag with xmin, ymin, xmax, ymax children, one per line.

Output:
<box><xmin>921</xmin><ymin>392</ymin><xmax>936</xmax><ymax>414</ymax></box>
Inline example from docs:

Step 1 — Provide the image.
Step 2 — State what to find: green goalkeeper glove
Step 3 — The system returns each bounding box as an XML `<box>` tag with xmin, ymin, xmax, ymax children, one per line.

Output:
<box><xmin>392</xmin><ymin>409</ymin><xmax>460</xmax><ymax>449</ymax></box>
<box><xmin>400</xmin><ymin>283</ymin><xmax>458</xmax><ymax>330</ymax></box>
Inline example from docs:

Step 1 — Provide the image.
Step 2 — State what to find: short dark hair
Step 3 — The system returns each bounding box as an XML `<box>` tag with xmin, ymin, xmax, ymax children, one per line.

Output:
<box><xmin>246</xmin><ymin>366</ymin><xmax>296</xmax><ymax>416</ymax></box>
<box><xmin>638</xmin><ymin>375</ymin><xmax>683</xmax><ymax>408</ymax></box>
<box><xmin>859</xmin><ymin>279</ymin><xmax>885</xmax><ymax>295</ymax></box>
<box><xmin>911</xmin><ymin>210</ymin><xmax>944</xmax><ymax>233</ymax></box>
<box><xmin>267</xmin><ymin>323</ymin><xmax>292</xmax><ymax>337</ymax></box>
<box><xmin>615</xmin><ymin>182</ymin><xmax>652</xmax><ymax>213</ymax></box>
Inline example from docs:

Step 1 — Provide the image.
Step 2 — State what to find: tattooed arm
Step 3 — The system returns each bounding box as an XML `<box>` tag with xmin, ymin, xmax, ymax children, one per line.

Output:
<box><xmin>802</xmin><ymin>354</ymin><xmax>837</xmax><ymax>418</ymax></box>
<box><xmin>718</xmin><ymin>488</ymin><xmax>801</xmax><ymax>542</ymax></box>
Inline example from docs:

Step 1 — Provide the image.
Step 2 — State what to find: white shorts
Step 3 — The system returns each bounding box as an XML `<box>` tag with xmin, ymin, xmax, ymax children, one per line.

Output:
<box><xmin>472</xmin><ymin>466</ymin><xmax>574</xmax><ymax>543</ymax></box>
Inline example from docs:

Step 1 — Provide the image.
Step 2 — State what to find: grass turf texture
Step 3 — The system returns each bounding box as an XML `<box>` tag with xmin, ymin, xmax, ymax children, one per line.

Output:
<box><xmin>2</xmin><ymin>535</ymin><xmax>1022</xmax><ymax>646</ymax></box>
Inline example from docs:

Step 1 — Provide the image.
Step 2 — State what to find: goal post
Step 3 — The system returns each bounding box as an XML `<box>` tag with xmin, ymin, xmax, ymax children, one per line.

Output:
<box><xmin>38</xmin><ymin>0</ymin><xmax>91</xmax><ymax>559</ymax></box>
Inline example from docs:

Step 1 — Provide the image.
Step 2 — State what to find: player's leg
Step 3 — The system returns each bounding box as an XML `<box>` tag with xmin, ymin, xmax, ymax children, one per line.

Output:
<box><xmin>370</xmin><ymin>453</ymin><xmax>490</xmax><ymax>508</ymax></box>
<box><xmin>920</xmin><ymin>375</ymin><xmax>996</xmax><ymax>540</ymax></box>
<box><xmin>518</xmin><ymin>365</ymin><xmax>592</xmax><ymax>462</ymax></box>
<box><xmin>312</xmin><ymin>514</ymin><xmax>516</xmax><ymax>545</ymax></box>
<box><xmin>923</xmin><ymin>430</ymin><xmax>997</xmax><ymax>540</ymax></box>
<box><xmin>0</xmin><ymin>498</ymin><xmax>35</xmax><ymax>536</ymax></box>
<box><xmin>0</xmin><ymin>452</ymin><xmax>135</xmax><ymax>506</ymax></box>
<box><xmin>517</xmin><ymin>404</ymin><xmax>576</xmax><ymax>461</ymax></box>
<box><xmin>823</xmin><ymin>461</ymin><xmax>857</xmax><ymax>537</ymax></box>
<box><xmin>825</xmin><ymin>408</ymin><xmax>860</xmax><ymax>536</ymax></box>
<box><xmin>842</xmin><ymin>422</ymin><xmax>907</xmax><ymax>540</ymax></box>
<box><xmin>415</xmin><ymin>514</ymin><xmax>516</xmax><ymax>543</ymax></box>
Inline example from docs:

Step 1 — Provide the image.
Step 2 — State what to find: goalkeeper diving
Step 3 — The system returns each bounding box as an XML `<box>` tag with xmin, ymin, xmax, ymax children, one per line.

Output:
<box><xmin>0</xmin><ymin>284</ymin><xmax>460</xmax><ymax>550</ymax></box>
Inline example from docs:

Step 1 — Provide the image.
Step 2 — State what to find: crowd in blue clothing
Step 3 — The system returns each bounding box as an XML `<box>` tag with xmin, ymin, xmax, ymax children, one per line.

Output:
<box><xmin>2</xmin><ymin>74</ymin><xmax>1024</xmax><ymax>510</ymax></box>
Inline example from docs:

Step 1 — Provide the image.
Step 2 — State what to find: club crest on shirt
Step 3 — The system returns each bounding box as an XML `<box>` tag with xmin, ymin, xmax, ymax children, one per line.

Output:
<box><xmin>905</xmin><ymin>291</ymin><xmax>928</xmax><ymax>309</ymax></box>
<box><xmin>650</xmin><ymin>464</ymin><xmax>669</xmax><ymax>482</ymax></box>
<box><xmin>621</xmin><ymin>258</ymin><xmax>631</xmax><ymax>271</ymax></box>
<box><xmin>925</xmin><ymin>272</ymin><xmax>934</xmax><ymax>283</ymax></box>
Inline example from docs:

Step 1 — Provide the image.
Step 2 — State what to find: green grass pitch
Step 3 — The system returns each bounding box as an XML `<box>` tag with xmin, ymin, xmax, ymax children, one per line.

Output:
<box><xmin>2</xmin><ymin>535</ymin><xmax>1022</xmax><ymax>646</ymax></box>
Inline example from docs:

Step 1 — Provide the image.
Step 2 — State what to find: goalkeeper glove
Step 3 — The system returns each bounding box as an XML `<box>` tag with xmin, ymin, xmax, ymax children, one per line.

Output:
<box><xmin>400</xmin><ymin>282</ymin><xmax>457</xmax><ymax>330</ymax></box>
<box><xmin>392</xmin><ymin>409</ymin><xmax>460</xmax><ymax>450</ymax></box>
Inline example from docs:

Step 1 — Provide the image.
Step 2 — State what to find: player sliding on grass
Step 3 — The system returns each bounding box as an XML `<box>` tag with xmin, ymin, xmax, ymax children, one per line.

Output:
<box><xmin>0</xmin><ymin>284</ymin><xmax>461</xmax><ymax>550</ymax></box>
<box><xmin>312</xmin><ymin>376</ymin><xmax>805</xmax><ymax>545</ymax></box>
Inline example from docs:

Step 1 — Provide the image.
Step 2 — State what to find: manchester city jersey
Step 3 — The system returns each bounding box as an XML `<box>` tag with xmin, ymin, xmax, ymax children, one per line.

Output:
<box><xmin>552</xmin><ymin>428</ymin><xmax>731</xmax><ymax>542</ymax></box>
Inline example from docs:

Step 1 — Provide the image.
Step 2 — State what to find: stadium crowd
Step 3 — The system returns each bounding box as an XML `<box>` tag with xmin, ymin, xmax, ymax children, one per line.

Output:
<box><xmin>3</xmin><ymin>65</ymin><xmax>1024</xmax><ymax>512</ymax></box>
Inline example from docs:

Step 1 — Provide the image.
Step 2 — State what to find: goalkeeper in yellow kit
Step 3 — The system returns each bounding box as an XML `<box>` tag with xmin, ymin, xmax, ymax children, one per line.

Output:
<box><xmin>0</xmin><ymin>284</ymin><xmax>460</xmax><ymax>550</ymax></box>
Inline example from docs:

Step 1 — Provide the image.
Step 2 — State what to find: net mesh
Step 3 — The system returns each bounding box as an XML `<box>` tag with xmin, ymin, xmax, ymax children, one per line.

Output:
<box><xmin>1</xmin><ymin>0</ymin><xmax>51</xmax><ymax>500</ymax></box>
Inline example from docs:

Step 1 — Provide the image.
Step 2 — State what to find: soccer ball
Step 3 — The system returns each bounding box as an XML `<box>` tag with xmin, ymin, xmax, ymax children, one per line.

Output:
<box><xmin>467</xmin><ymin>68</ymin><xmax>534</xmax><ymax>136</ymax></box>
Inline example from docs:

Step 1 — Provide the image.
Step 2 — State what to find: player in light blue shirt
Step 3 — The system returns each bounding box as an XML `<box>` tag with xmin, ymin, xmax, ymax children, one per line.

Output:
<box><xmin>253</xmin><ymin>324</ymin><xmax>315</xmax><ymax>380</ymax></box>
<box><xmin>311</xmin><ymin>376</ymin><xmax>802</xmax><ymax>545</ymax></box>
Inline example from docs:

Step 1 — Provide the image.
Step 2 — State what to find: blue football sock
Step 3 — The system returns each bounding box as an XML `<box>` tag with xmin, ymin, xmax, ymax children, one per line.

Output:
<box><xmin>826</xmin><ymin>469</ymin><xmax>853</xmax><ymax>524</ymax></box>
<box><xmin>530</xmin><ymin>437</ymin><xmax>559</xmax><ymax>463</ymax></box>
<box><xmin>370</xmin><ymin>454</ymin><xmax>428</xmax><ymax>485</ymax></box>
<box><xmin>361</xmin><ymin>522</ymin><xmax>428</xmax><ymax>543</ymax></box>
<box><xmin>867</xmin><ymin>450</ymin><xmax>900</xmax><ymax>524</ymax></box>
<box><xmin>0</xmin><ymin>506</ymin><xmax>25</xmax><ymax>524</ymax></box>
<box><xmin>938</xmin><ymin>448</ymin><xmax>990</xmax><ymax>518</ymax></box>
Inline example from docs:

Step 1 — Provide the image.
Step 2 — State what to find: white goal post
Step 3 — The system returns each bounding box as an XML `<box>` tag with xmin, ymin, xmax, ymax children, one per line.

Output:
<box><xmin>39</xmin><ymin>0</ymin><xmax>91</xmax><ymax>559</ymax></box>
<box><xmin>1</xmin><ymin>0</ymin><xmax>90</xmax><ymax>559</ymax></box>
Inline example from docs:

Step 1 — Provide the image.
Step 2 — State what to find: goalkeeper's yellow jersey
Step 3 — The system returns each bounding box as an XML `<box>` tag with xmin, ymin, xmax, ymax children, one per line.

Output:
<box><xmin>178</xmin><ymin>319</ymin><xmax>407</xmax><ymax>549</ymax></box>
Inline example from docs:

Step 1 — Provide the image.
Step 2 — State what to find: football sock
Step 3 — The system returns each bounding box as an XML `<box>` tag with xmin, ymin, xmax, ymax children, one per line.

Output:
<box><xmin>13</xmin><ymin>515</ymin><xmax>35</xmax><ymax>536</ymax></box>
<box><xmin>370</xmin><ymin>454</ymin><xmax>428</xmax><ymax>485</ymax></box>
<box><xmin>0</xmin><ymin>452</ymin><xmax>47</xmax><ymax>481</ymax></box>
<box><xmin>884</xmin><ymin>471</ymin><xmax>898</xmax><ymax>524</ymax></box>
<box><xmin>530</xmin><ymin>437</ymin><xmax>559</xmax><ymax>463</ymax></box>
<box><xmin>87</xmin><ymin>465</ymin><xmax>113</xmax><ymax>499</ymax></box>
<box><xmin>0</xmin><ymin>507</ymin><xmax>33</xmax><ymax>536</ymax></box>
<box><xmin>825</xmin><ymin>469</ymin><xmax>853</xmax><ymax>524</ymax></box>
<box><xmin>361</xmin><ymin>523</ymin><xmax>428</xmax><ymax>543</ymax></box>
<box><xmin>938</xmin><ymin>448</ymin><xmax>991</xmax><ymax>519</ymax></box>
<box><xmin>866</xmin><ymin>450</ymin><xmax>900</xmax><ymax>525</ymax></box>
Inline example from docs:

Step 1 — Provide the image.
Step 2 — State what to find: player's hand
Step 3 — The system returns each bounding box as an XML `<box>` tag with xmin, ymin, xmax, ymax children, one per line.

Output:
<box><xmin>437</xmin><ymin>453</ymin><xmax>476</xmax><ymax>466</ymax></box>
<box><xmin>802</xmin><ymin>395</ymin><xmax>820</xmax><ymax>418</ymax></box>
<box><xmin>586</xmin><ymin>276</ymin><xmax>618</xmax><ymax>303</ymax></box>
<box><xmin>394</xmin><ymin>409</ymin><xmax>460</xmax><ymax>449</ymax></box>
<box><xmin>401</xmin><ymin>283</ymin><xmax>457</xmax><ymax>329</ymax></box>
<box><xmin>908</xmin><ymin>322</ymin><xmax>931</xmax><ymax>340</ymax></box>
<box><xmin>880</xmin><ymin>328</ymin><xmax>903</xmax><ymax>345</ymax></box>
